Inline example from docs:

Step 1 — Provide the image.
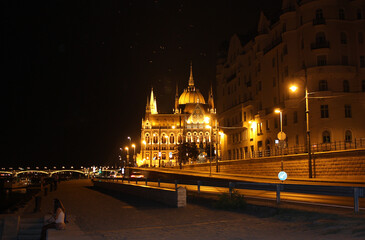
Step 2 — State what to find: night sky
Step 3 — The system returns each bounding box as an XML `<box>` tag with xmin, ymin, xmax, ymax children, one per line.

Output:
<box><xmin>3</xmin><ymin>0</ymin><xmax>280</xmax><ymax>168</ymax></box>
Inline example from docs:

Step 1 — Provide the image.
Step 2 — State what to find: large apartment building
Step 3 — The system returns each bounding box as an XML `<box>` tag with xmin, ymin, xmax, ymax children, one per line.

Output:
<box><xmin>216</xmin><ymin>0</ymin><xmax>365</xmax><ymax>160</ymax></box>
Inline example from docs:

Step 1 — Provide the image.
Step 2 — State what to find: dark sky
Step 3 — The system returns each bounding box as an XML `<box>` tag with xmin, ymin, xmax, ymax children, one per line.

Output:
<box><xmin>3</xmin><ymin>0</ymin><xmax>281</xmax><ymax>168</ymax></box>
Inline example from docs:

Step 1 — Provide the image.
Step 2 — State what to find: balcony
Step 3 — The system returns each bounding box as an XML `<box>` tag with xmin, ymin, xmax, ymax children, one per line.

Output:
<box><xmin>313</xmin><ymin>18</ymin><xmax>326</xmax><ymax>25</ymax></box>
<box><xmin>311</xmin><ymin>41</ymin><xmax>330</xmax><ymax>50</ymax></box>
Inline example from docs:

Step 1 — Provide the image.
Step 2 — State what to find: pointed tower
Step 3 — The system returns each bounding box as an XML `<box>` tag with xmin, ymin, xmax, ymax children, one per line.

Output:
<box><xmin>208</xmin><ymin>84</ymin><xmax>215</xmax><ymax>111</ymax></box>
<box><xmin>174</xmin><ymin>82</ymin><xmax>179</xmax><ymax>113</ymax></box>
<box><xmin>149</xmin><ymin>88</ymin><xmax>158</xmax><ymax>114</ymax></box>
<box><xmin>145</xmin><ymin>96</ymin><xmax>151</xmax><ymax>114</ymax></box>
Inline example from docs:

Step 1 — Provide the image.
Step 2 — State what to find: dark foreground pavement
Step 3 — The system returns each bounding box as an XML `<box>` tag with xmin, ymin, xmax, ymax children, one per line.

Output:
<box><xmin>21</xmin><ymin>179</ymin><xmax>365</xmax><ymax>240</ymax></box>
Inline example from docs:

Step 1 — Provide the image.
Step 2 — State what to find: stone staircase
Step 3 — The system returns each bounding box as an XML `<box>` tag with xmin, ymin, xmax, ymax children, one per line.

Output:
<box><xmin>17</xmin><ymin>217</ymin><xmax>43</xmax><ymax>240</ymax></box>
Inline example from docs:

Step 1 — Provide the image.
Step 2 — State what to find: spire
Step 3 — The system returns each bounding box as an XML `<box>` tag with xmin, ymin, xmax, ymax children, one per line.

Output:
<box><xmin>208</xmin><ymin>84</ymin><xmax>215</xmax><ymax>110</ymax></box>
<box><xmin>174</xmin><ymin>82</ymin><xmax>179</xmax><ymax>113</ymax></box>
<box><xmin>146</xmin><ymin>96</ymin><xmax>151</xmax><ymax>113</ymax></box>
<box><xmin>150</xmin><ymin>88</ymin><xmax>158</xmax><ymax>114</ymax></box>
<box><xmin>188</xmin><ymin>62</ymin><xmax>194</xmax><ymax>87</ymax></box>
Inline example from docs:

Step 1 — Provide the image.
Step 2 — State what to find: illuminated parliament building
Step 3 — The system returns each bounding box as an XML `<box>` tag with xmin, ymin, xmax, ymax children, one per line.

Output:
<box><xmin>140</xmin><ymin>65</ymin><xmax>219</xmax><ymax>167</ymax></box>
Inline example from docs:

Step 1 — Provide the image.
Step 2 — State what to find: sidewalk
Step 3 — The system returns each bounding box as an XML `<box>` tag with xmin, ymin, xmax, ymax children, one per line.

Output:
<box><xmin>18</xmin><ymin>179</ymin><xmax>365</xmax><ymax>240</ymax></box>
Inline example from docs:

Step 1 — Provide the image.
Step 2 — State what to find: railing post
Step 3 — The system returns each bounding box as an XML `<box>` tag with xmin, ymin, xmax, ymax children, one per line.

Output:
<box><xmin>197</xmin><ymin>180</ymin><xmax>201</xmax><ymax>193</ymax></box>
<box><xmin>354</xmin><ymin>187</ymin><xmax>359</xmax><ymax>213</ymax></box>
<box><xmin>158</xmin><ymin>178</ymin><xmax>160</xmax><ymax>187</ymax></box>
<box><xmin>145</xmin><ymin>178</ymin><xmax>148</xmax><ymax>186</ymax></box>
<box><xmin>175</xmin><ymin>180</ymin><xmax>178</xmax><ymax>190</ymax></box>
<box><xmin>276</xmin><ymin>184</ymin><xmax>281</xmax><ymax>204</ymax></box>
<box><xmin>229</xmin><ymin>182</ymin><xmax>234</xmax><ymax>198</ymax></box>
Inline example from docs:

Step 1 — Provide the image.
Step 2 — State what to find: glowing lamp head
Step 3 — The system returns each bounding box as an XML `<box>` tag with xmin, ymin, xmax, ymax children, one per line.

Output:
<box><xmin>132</xmin><ymin>144</ymin><xmax>135</xmax><ymax>148</ymax></box>
<box><xmin>289</xmin><ymin>85</ymin><xmax>298</xmax><ymax>92</ymax></box>
<box><xmin>274</xmin><ymin>109</ymin><xmax>281</xmax><ymax>114</ymax></box>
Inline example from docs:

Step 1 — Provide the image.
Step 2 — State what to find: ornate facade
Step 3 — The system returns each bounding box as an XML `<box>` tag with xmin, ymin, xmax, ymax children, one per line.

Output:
<box><xmin>140</xmin><ymin>64</ymin><xmax>219</xmax><ymax>167</ymax></box>
<box><xmin>217</xmin><ymin>0</ymin><xmax>365</xmax><ymax>160</ymax></box>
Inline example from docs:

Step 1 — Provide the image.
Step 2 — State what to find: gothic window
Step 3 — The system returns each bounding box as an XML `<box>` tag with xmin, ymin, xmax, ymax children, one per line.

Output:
<box><xmin>153</xmin><ymin>134</ymin><xmax>158</xmax><ymax>144</ymax></box>
<box><xmin>145</xmin><ymin>133</ymin><xmax>150</xmax><ymax>144</ymax></box>
<box><xmin>322</xmin><ymin>131</ymin><xmax>331</xmax><ymax>143</ymax></box>
<box><xmin>169</xmin><ymin>134</ymin><xmax>174</xmax><ymax>144</ymax></box>
<box><xmin>161</xmin><ymin>134</ymin><xmax>167</xmax><ymax>144</ymax></box>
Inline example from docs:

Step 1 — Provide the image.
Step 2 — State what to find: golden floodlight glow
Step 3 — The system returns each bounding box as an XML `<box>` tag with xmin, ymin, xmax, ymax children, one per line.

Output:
<box><xmin>205</xmin><ymin>125</ymin><xmax>212</xmax><ymax>129</ymax></box>
<box><xmin>289</xmin><ymin>85</ymin><xmax>298</xmax><ymax>92</ymax></box>
<box><xmin>219</xmin><ymin>131</ymin><xmax>224</xmax><ymax>136</ymax></box>
<box><xmin>125</xmin><ymin>147</ymin><xmax>129</xmax><ymax>151</ymax></box>
<box><xmin>142</xmin><ymin>140</ymin><xmax>146</xmax><ymax>145</ymax></box>
<box><xmin>172</xmin><ymin>126</ymin><xmax>175</xmax><ymax>129</ymax></box>
<box><xmin>132</xmin><ymin>144</ymin><xmax>136</xmax><ymax>148</ymax></box>
<box><xmin>204</xmin><ymin>116</ymin><xmax>210</xmax><ymax>123</ymax></box>
<box><xmin>274</xmin><ymin>109</ymin><xmax>281</xmax><ymax>113</ymax></box>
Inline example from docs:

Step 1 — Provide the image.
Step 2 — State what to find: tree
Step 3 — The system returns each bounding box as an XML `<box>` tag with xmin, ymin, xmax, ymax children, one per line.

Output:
<box><xmin>177</xmin><ymin>142</ymin><xmax>200</xmax><ymax>167</ymax></box>
<box><xmin>205</xmin><ymin>144</ymin><xmax>216</xmax><ymax>158</ymax></box>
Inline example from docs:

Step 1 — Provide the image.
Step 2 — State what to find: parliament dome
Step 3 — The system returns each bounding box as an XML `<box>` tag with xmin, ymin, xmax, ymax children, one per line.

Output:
<box><xmin>178</xmin><ymin>63</ymin><xmax>206</xmax><ymax>105</ymax></box>
<box><xmin>179</xmin><ymin>88</ymin><xmax>206</xmax><ymax>105</ymax></box>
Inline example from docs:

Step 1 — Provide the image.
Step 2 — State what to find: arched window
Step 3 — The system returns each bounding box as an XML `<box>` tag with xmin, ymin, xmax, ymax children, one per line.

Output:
<box><xmin>319</xmin><ymin>80</ymin><xmax>328</xmax><ymax>91</ymax></box>
<box><xmin>153</xmin><ymin>134</ymin><xmax>158</xmax><ymax>144</ymax></box>
<box><xmin>340</xmin><ymin>32</ymin><xmax>347</xmax><ymax>44</ymax></box>
<box><xmin>345</xmin><ymin>130</ymin><xmax>352</xmax><ymax>142</ymax></box>
<box><xmin>316</xmin><ymin>9</ymin><xmax>323</xmax><ymax>19</ymax></box>
<box><xmin>316</xmin><ymin>32</ymin><xmax>326</xmax><ymax>44</ymax></box>
<box><xmin>322</xmin><ymin>131</ymin><xmax>331</xmax><ymax>143</ymax></box>
<box><xmin>343</xmin><ymin>80</ymin><xmax>350</xmax><ymax>92</ymax></box>
<box><xmin>169</xmin><ymin>134</ymin><xmax>174</xmax><ymax>144</ymax></box>
<box><xmin>161</xmin><ymin>134</ymin><xmax>167</xmax><ymax>144</ymax></box>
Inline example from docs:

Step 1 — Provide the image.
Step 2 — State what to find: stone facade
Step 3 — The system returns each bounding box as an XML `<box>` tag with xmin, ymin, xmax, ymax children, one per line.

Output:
<box><xmin>216</xmin><ymin>0</ymin><xmax>365</xmax><ymax>161</ymax></box>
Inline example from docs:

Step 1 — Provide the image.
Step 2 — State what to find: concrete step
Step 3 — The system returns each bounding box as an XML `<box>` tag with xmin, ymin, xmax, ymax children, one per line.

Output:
<box><xmin>17</xmin><ymin>217</ymin><xmax>43</xmax><ymax>240</ymax></box>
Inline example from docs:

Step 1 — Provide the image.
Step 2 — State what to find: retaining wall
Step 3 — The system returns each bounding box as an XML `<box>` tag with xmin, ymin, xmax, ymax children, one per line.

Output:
<box><xmin>180</xmin><ymin>149</ymin><xmax>365</xmax><ymax>179</ymax></box>
<box><xmin>92</xmin><ymin>180</ymin><xmax>186</xmax><ymax>207</ymax></box>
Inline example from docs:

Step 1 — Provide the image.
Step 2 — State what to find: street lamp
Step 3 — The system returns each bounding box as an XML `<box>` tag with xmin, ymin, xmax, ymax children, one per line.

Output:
<box><xmin>290</xmin><ymin>66</ymin><xmax>312</xmax><ymax>178</ymax></box>
<box><xmin>275</xmin><ymin>109</ymin><xmax>285</xmax><ymax>171</ymax></box>
<box><xmin>132</xmin><ymin>144</ymin><xmax>136</xmax><ymax>166</ymax></box>
<box><xmin>206</xmin><ymin>125</ymin><xmax>212</xmax><ymax>176</ymax></box>
<box><xmin>125</xmin><ymin>147</ymin><xmax>129</xmax><ymax>166</ymax></box>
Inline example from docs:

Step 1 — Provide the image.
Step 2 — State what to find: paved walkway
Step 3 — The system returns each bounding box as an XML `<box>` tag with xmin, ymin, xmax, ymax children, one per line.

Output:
<box><xmin>22</xmin><ymin>179</ymin><xmax>365</xmax><ymax>240</ymax></box>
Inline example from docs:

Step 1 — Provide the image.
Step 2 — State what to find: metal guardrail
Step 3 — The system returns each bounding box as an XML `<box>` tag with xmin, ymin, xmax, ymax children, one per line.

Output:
<box><xmin>135</xmin><ymin>178</ymin><xmax>364</xmax><ymax>213</ymax></box>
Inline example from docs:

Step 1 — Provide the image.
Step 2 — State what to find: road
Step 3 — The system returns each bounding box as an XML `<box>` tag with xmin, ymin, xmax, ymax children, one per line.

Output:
<box><xmin>118</xmin><ymin>179</ymin><xmax>365</xmax><ymax>212</ymax></box>
<box><xmin>23</xmin><ymin>179</ymin><xmax>365</xmax><ymax>239</ymax></box>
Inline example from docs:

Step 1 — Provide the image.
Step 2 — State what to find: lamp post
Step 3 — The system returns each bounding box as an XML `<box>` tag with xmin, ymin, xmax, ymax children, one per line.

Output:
<box><xmin>275</xmin><ymin>109</ymin><xmax>284</xmax><ymax>171</ymax></box>
<box><xmin>119</xmin><ymin>148</ymin><xmax>123</xmax><ymax>167</ymax></box>
<box><xmin>132</xmin><ymin>144</ymin><xmax>136</xmax><ymax>167</ymax></box>
<box><xmin>290</xmin><ymin>66</ymin><xmax>312</xmax><ymax>178</ymax></box>
<box><xmin>125</xmin><ymin>147</ymin><xmax>129</xmax><ymax>166</ymax></box>
<box><xmin>142</xmin><ymin>140</ymin><xmax>146</xmax><ymax>165</ymax></box>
